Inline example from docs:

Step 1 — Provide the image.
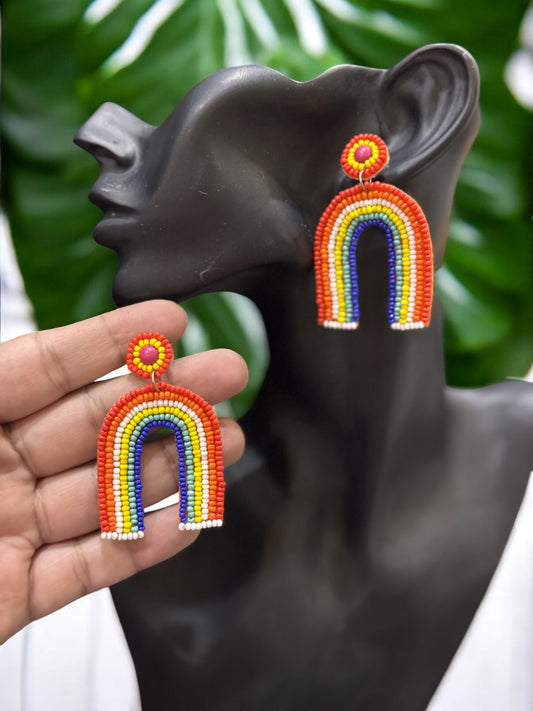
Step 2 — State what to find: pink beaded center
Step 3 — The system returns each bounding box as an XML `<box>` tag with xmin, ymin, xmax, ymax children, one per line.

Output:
<box><xmin>354</xmin><ymin>144</ymin><xmax>372</xmax><ymax>162</ymax></box>
<box><xmin>139</xmin><ymin>344</ymin><xmax>159</xmax><ymax>365</ymax></box>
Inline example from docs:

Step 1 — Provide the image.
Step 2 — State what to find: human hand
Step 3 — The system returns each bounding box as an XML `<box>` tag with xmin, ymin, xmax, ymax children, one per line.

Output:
<box><xmin>0</xmin><ymin>300</ymin><xmax>247</xmax><ymax>643</ymax></box>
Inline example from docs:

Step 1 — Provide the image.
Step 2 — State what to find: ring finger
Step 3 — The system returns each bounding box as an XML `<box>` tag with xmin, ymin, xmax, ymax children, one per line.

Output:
<box><xmin>34</xmin><ymin>417</ymin><xmax>245</xmax><ymax>544</ymax></box>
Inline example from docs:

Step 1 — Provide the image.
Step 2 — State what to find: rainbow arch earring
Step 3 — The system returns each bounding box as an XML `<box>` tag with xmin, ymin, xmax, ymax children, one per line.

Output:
<box><xmin>314</xmin><ymin>134</ymin><xmax>433</xmax><ymax>330</ymax></box>
<box><xmin>97</xmin><ymin>332</ymin><xmax>224</xmax><ymax>540</ymax></box>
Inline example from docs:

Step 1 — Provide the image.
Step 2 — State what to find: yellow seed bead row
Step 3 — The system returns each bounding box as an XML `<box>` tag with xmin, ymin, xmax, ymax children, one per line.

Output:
<box><xmin>380</xmin><ymin>207</ymin><xmax>411</xmax><ymax>323</ymax></box>
<box><xmin>396</xmin><ymin>215</ymin><xmax>411</xmax><ymax>324</ymax></box>
<box><xmin>333</xmin><ymin>208</ymin><xmax>368</xmax><ymax>321</ymax></box>
<box><xmin>132</xmin><ymin>338</ymin><xmax>167</xmax><ymax>373</ymax></box>
<box><xmin>334</xmin><ymin>219</ymin><xmax>349</xmax><ymax>320</ymax></box>
<box><xmin>117</xmin><ymin>405</ymin><xmax>205</xmax><ymax>531</ymax></box>
<box><xmin>366</xmin><ymin>206</ymin><xmax>411</xmax><ymax>323</ymax></box>
<box><xmin>331</xmin><ymin>206</ymin><xmax>403</xmax><ymax>321</ymax></box>
<box><xmin>330</xmin><ymin>204</ymin><xmax>415</xmax><ymax>325</ymax></box>
<box><xmin>332</xmin><ymin>206</ymin><xmax>377</xmax><ymax>316</ymax></box>
<box><xmin>176</xmin><ymin>410</ymin><xmax>204</xmax><ymax>523</ymax></box>
<box><xmin>119</xmin><ymin>407</ymin><xmax>152</xmax><ymax>532</ymax></box>
<box><xmin>346</xmin><ymin>140</ymin><xmax>379</xmax><ymax>171</ymax></box>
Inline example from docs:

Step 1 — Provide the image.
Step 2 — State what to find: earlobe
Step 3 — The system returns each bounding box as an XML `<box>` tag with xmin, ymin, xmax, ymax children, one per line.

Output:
<box><xmin>377</xmin><ymin>43</ymin><xmax>480</xmax><ymax>182</ymax></box>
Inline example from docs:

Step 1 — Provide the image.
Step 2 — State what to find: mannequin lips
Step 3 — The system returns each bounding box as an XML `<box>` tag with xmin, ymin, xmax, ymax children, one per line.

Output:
<box><xmin>88</xmin><ymin>184</ymin><xmax>138</xmax><ymax>245</ymax></box>
<box><xmin>89</xmin><ymin>186</ymin><xmax>138</xmax><ymax>248</ymax></box>
<box><xmin>89</xmin><ymin>185</ymin><xmax>137</xmax><ymax>214</ymax></box>
<box><xmin>93</xmin><ymin>215</ymin><xmax>137</xmax><ymax>249</ymax></box>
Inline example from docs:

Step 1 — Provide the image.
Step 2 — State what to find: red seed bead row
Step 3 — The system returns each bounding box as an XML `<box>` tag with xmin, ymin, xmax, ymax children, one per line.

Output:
<box><xmin>98</xmin><ymin>385</ymin><xmax>223</xmax><ymax>531</ymax></box>
<box><xmin>381</xmin><ymin>182</ymin><xmax>432</xmax><ymax>326</ymax></box>
<box><xmin>97</xmin><ymin>383</ymin><xmax>225</xmax><ymax>535</ymax></box>
<box><xmin>98</xmin><ymin>387</ymin><xmax>144</xmax><ymax>532</ymax></box>
<box><xmin>370</xmin><ymin>182</ymin><xmax>432</xmax><ymax>325</ymax></box>
<box><xmin>314</xmin><ymin>181</ymin><xmax>433</xmax><ymax>327</ymax></box>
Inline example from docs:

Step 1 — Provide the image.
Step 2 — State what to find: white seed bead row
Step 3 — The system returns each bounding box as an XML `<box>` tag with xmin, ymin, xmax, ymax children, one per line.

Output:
<box><xmin>406</xmin><ymin>222</ymin><xmax>417</xmax><ymax>322</ymax></box>
<box><xmin>101</xmin><ymin>531</ymin><xmax>145</xmax><ymax>540</ymax></box>
<box><xmin>326</xmin><ymin>197</ymin><xmax>417</xmax><ymax>323</ymax></box>
<box><xmin>111</xmin><ymin>396</ymin><xmax>213</xmax><ymax>535</ymax></box>
<box><xmin>390</xmin><ymin>322</ymin><xmax>426</xmax><ymax>330</ymax></box>
<box><xmin>179</xmin><ymin>520</ymin><xmax>223</xmax><ymax>530</ymax></box>
<box><xmin>323</xmin><ymin>320</ymin><xmax>359</xmax><ymax>330</ymax></box>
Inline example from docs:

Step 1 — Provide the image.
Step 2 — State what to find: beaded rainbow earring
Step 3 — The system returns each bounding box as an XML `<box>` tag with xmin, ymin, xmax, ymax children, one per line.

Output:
<box><xmin>97</xmin><ymin>332</ymin><xmax>224</xmax><ymax>540</ymax></box>
<box><xmin>314</xmin><ymin>133</ymin><xmax>433</xmax><ymax>330</ymax></box>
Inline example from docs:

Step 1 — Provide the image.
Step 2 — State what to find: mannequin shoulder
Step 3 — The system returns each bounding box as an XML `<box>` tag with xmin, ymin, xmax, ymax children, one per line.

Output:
<box><xmin>447</xmin><ymin>378</ymin><xmax>533</xmax><ymax>460</ymax></box>
<box><xmin>448</xmin><ymin>378</ymin><xmax>533</xmax><ymax>419</ymax></box>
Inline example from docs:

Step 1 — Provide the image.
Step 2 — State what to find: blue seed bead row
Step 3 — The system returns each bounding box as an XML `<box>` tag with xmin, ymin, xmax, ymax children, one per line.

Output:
<box><xmin>339</xmin><ymin>213</ymin><xmax>403</xmax><ymax>326</ymax></box>
<box><xmin>130</xmin><ymin>417</ymin><xmax>194</xmax><ymax>529</ymax></box>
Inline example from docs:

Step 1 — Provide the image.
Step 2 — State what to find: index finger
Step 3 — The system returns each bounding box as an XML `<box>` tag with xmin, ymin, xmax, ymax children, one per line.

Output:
<box><xmin>0</xmin><ymin>300</ymin><xmax>187</xmax><ymax>422</ymax></box>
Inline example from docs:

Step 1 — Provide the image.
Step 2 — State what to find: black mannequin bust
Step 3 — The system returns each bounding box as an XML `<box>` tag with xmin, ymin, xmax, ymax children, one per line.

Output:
<box><xmin>75</xmin><ymin>44</ymin><xmax>533</xmax><ymax>711</ymax></box>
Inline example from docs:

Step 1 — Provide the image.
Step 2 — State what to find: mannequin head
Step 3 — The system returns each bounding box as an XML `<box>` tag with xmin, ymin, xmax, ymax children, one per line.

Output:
<box><xmin>75</xmin><ymin>44</ymin><xmax>479</xmax><ymax>308</ymax></box>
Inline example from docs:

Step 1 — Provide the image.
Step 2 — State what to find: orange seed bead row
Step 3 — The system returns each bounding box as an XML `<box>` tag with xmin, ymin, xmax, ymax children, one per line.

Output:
<box><xmin>97</xmin><ymin>382</ymin><xmax>224</xmax><ymax>539</ymax></box>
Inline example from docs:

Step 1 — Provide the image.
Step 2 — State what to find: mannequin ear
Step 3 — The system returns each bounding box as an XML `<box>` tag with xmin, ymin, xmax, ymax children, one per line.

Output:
<box><xmin>378</xmin><ymin>44</ymin><xmax>480</xmax><ymax>182</ymax></box>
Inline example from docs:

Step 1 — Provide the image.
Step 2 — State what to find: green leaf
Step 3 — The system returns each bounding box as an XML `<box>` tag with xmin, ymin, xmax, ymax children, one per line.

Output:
<box><xmin>2</xmin><ymin>0</ymin><xmax>533</xmax><ymax>396</ymax></box>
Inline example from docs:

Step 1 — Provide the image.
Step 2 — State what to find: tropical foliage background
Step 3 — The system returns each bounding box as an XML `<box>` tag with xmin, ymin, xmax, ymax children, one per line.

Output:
<box><xmin>2</xmin><ymin>0</ymin><xmax>533</xmax><ymax>415</ymax></box>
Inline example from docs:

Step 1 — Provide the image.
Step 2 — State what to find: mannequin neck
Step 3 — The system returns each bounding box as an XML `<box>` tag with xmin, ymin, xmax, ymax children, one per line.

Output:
<box><xmin>247</xmin><ymin>260</ymin><xmax>447</xmax><ymax>453</ymax></box>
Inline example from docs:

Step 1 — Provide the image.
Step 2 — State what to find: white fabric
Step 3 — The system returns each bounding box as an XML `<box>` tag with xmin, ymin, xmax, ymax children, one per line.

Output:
<box><xmin>0</xmin><ymin>214</ymin><xmax>35</xmax><ymax>341</ymax></box>
<box><xmin>0</xmin><ymin>590</ymin><xmax>141</xmax><ymax>711</ymax></box>
<box><xmin>428</xmin><ymin>472</ymin><xmax>533</xmax><ymax>710</ymax></box>
<box><xmin>0</xmin><ymin>217</ymin><xmax>141</xmax><ymax>711</ymax></box>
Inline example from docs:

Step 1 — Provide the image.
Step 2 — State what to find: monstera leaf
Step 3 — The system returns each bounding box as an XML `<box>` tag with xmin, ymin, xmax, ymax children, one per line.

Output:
<box><xmin>2</xmin><ymin>0</ymin><xmax>532</xmax><ymax>414</ymax></box>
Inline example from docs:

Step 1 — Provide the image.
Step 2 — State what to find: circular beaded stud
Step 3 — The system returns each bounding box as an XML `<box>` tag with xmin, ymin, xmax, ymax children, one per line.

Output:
<box><xmin>341</xmin><ymin>134</ymin><xmax>389</xmax><ymax>180</ymax></box>
<box><xmin>314</xmin><ymin>134</ymin><xmax>433</xmax><ymax>331</ymax></box>
<box><xmin>126</xmin><ymin>331</ymin><xmax>174</xmax><ymax>379</ymax></box>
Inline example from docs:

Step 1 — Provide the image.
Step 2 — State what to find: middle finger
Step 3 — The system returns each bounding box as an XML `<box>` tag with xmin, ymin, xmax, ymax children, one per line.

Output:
<box><xmin>8</xmin><ymin>349</ymin><xmax>248</xmax><ymax>477</ymax></box>
<box><xmin>34</xmin><ymin>417</ymin><xmax>245</xmax><ymax>544</ymax></box>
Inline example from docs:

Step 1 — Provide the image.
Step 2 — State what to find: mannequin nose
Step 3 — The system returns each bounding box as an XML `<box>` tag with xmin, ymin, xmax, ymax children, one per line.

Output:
<box><xmin>74</xmin><ymin>102</ymin><xmax>151</xmax><ymax>167</ymax></box>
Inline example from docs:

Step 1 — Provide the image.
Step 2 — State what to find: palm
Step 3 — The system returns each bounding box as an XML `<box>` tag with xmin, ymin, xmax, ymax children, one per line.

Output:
<box><xmin>0</xmin><ymin>300</ymin><xmax>247</xmax><ymax>643</ymax></box>
<box><xmin>0</xmin><ymin>432</ymin><xmax>38</xmax><ymax>637</ymax></box>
